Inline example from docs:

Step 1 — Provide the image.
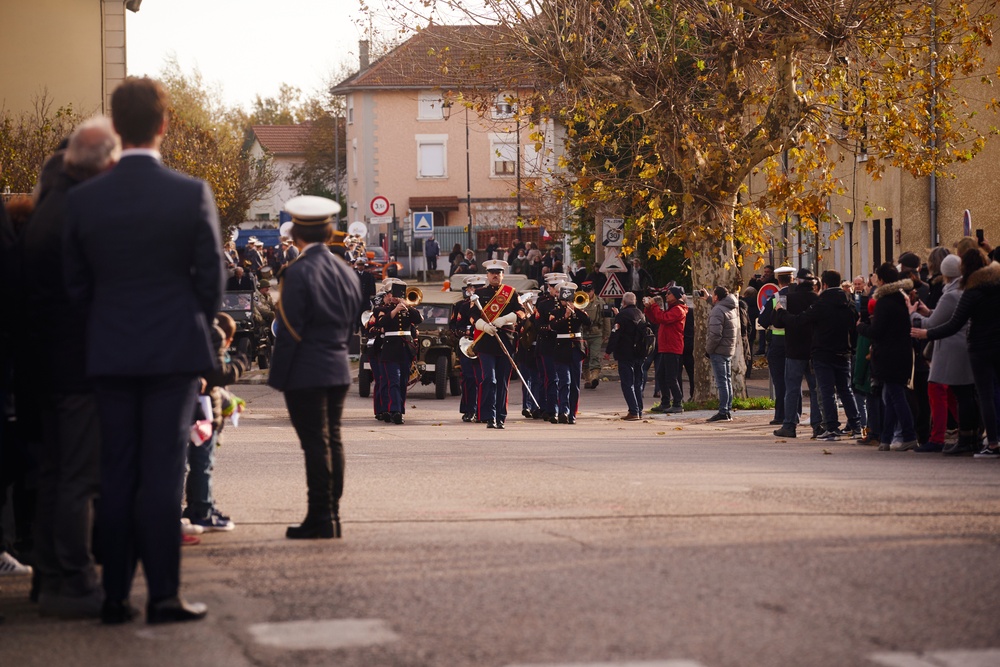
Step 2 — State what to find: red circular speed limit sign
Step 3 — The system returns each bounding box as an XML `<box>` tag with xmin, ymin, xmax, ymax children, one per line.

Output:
<box><xmin>370</xmin><ymin>195</ymin><xmax>390</xmax><ymax>216</ymax></box>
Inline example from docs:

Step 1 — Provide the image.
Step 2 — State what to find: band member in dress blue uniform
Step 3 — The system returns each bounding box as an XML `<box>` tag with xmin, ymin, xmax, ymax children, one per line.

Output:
<box><xmin>472</xmin><ymin>259</ymin><xmax>525</xmax><ymax>429</ymax></box>
<box><xmin>532</xmin><ymin>273</ymin><xmax>567</xmax><ymax>420</ymax></box>
<box><xmin>269</xmin><ymin>195</ymin><xmax>363</xmax><ymax>540</ymax></box>
<box><xmin>451</xmin><ymin>275</ymin><xmax>485</xmax><ymax>422</ymax></box>
<box><xmin>516</xmin><ymin>290</ymin><xmax>542</xmax><ymax>418</ymax></box>
<box><xmin>363</xmin><ymin>284</ymin><xmax>388</xmax><ymax>420</ymax></box>
<box><xmin>375</xmin><ymin>279</ymin><xmax>422</xmax><ymax>424</ymax></box>
<box><xmin>549</xmin><ymin>281</ymin><xmax>591</xmax><ymax>423</ymax></box>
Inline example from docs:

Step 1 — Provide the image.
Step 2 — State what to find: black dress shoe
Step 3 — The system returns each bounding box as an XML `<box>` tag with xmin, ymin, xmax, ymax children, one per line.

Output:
<box><xmin>379</xmin><ymin>412</ymin><xmax>391</xmax><ymax>422</ymax></box>
<box><xmin>146</xmin><ymin>596</ymin><xmax>208</xmax><ymax>624</ymax></box>
<box><xmin>549</xmin><ymin>415</ymin><xmax>559</xmax><ymax>424</ymax></box>
<box><xmin>521</xmin><ymin>408</ymin><xmax>532</xmax><ymax>418</ymax></box>
<box><xmin>286</xmin><ymin>517</ymin><xmax>337</xmax><ymax>539</ymax></box>
<box><xmin>558</xmin><ymin>414</ymin><xmax>569</xmax><ymax>424</ymax></box>
<box><xmin>462</xmin><ymin>412</ymin><xmax>473</xmax><ymax>422</ymax></box>
<box><xmin>496</xmin><ymin>421</ymin><xmax>505</xmax><ymax>429</ymax></box>
<box><xmin>101</xmin><ymin>599</ymin><xmax>139</xmax><ymax>625</ymax></box>
<box><xmin>486</xmin><ymin>419</ymin><xmax>497</xmax><ymax>429</ymax></box>
<box><xmin>568</xmin><ymin>416</ymin><xmax>576</xmax><ymax>424</ymax></box>
<box><xmin>391</xmin><ymin>412</ymin><xmax>404</xmax><ymax>424</ymax></box>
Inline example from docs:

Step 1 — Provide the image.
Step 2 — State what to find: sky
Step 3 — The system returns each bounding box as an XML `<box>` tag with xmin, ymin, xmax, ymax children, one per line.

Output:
<box><xmin>126</xmin><ymin>0</ymin><xmax>373</xmax><ymax>111</ymax></box>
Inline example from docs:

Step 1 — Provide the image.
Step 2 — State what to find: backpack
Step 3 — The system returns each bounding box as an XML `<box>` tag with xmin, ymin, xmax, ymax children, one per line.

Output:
<box><xmin>633</xmin><ymin>318</ymin><xmax>656</xmax><ymax>358</ymax></box>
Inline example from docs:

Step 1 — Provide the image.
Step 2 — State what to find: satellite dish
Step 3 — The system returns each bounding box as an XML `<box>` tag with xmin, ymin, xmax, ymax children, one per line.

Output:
<box><xmin>347</xmin><ymin>221</ymin><xmax>368</xmax><ymax>237</ymax></box>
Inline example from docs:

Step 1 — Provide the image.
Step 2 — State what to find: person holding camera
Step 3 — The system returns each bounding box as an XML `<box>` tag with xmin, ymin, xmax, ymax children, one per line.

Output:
<box><xmin>704</xmin><ymin>286</ymin><xmax>739</xmax><ymax>422</ymax></box>
<box><xmin>645</xmin><ymin>287</ymin><xmax>688</xmax><ymax>414</ymax></box>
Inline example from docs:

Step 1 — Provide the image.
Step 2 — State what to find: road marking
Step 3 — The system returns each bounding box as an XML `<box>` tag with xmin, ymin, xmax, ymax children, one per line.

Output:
<box><xmin>869</xmin><ymin>649</ymin><xmax>1000</xmax><ymax>667</ymax></box>
<box><xmin>248</xmin><ymin>618</ymin><xmax>399</xmax><ymax>650</ymax></box>
<box><xmin>504</xmin><ymin>662</ymin><xmax>705</xmax><ymax>667</ymax></box>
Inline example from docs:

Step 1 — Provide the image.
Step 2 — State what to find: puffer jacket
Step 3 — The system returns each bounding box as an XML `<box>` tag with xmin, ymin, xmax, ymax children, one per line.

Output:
<box><xmin>858</xmin><ymin>279</ymin><xmax>913</xmax><ymax>385</ymax></box>
<box><xmin>915</xmin><ymin>279</ymin><xmax>973</xmax><ymax>386</ymax></box>
<box><xmin>926</xmin><ymin>262</ymin><xmax>1000</xmax><ymax>355</ymax></box>
<box><xmin>706</xmin><ymin>293</ymin><xmax>739</xmax><ymax>357</ymax></box>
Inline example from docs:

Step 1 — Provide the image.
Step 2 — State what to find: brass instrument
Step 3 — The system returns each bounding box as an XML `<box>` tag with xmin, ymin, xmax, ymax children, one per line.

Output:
<box><xmin>459</xmin><ymin>335</ymin><xmax>479</xmax><ymax>359</ymax></box>
<box><xmin>572</xmin><ymin>291</ymin><xmax>590</xmax><ymax>310</ymax></box>
<box><xmin>403</xmin><ymin>286</ymin><xmax>423</xmax><ymax>307</ymax></box>
<box><xmin>360</xmin><ymin>309</ymin><xmax>373</xmax><ymax>326</ymax></box>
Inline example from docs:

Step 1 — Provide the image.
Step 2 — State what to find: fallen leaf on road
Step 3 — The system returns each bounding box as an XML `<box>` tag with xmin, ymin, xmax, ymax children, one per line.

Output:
<box><xmin>674</xmin><ymin>427</ymin><xmax>683</xmax><ymax>430</ymax></box>
<box><xmin>657</xmin><ymin>432</ymin><xmax>666</xmax><ymax>435</ymax></box>
<box><xmin>822</xmin><ymin>449</ymin><xmax>832</xmax><ymax>455</ymax></box>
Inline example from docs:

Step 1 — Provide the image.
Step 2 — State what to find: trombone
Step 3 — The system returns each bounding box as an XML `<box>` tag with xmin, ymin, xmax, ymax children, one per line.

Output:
<box><xmin>403</xmin><ymin>286</ymin><xmax>423</xmax><ymax>307</ymax></box>
<box><xmin>572</xmin><ymin>291</ymin><xmax>590</xmax><ymax>310</ymax></box>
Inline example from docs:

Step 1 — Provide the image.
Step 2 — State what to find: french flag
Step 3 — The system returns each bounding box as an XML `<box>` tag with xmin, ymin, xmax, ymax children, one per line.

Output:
<box><xmin>541</xmin><ymin>227</ymin><xmax>551</xmax><ymax>240</ymax></box>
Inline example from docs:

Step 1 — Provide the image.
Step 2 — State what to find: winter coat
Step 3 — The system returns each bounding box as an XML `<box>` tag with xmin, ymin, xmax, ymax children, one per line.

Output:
<box><xmin>645</xmin><ymin>300</ymin><xmax>687</xmax><ymax>354</ymax></box>
<box><xmin>705</xmin><ymin>294</ymin><xmax>739</xmax><ymax>358</ymax></box>
<box><xmin>771</xmin><ymin>282</ymin><xmax>818</xmax><ymax>361</ymax></box>
<box><xmin>925</xmin><ymin>262</ymin><xmax>1000</xmax><ymax>356</ymax></box>
<box><xmin>779</xmin><ymin>287</ymin><xmax>856</xmax><ymax>363</ymax></box>
<box><xmin>857</xmin><ymin>279</ymin><xmax>913</xmax><ymax>385</ymax></box>
<box><xmin>914</xmin><ymin>279</ymin><xmax>973</xmax><ymax>386</ymax></box>
<box><xmin>606</xmin><ymin>304</ymin><xmax>645</xmax><ymax>362</ymax></box>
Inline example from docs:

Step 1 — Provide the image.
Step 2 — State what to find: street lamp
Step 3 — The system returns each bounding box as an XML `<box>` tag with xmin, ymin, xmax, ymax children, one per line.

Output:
<box><xmin>442</xmin><ymin>100</ymin><xmax>474</xmax><ymax>251</ymax></box>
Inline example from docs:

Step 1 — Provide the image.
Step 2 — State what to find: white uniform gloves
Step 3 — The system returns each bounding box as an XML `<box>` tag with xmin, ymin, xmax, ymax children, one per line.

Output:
<box><xmin>475</xmin><ymin>318</ymin><xmax>498</xmax><ymax>336</ymax></box>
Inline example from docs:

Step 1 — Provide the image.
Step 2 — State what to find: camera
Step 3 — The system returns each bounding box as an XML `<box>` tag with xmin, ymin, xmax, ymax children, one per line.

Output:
<box><xmin>694</xmin><ymin>288</ymin><xmax>709</xmax><ymax>298</ymax></box>
<box><xmin>601</xmin><ymin>304</ymin><xmax>614</xmax><ymax>318</ymax></box>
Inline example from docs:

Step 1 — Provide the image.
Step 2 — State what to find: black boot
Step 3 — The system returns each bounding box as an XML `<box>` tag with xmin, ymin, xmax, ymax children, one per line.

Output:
<box><xmin>286</xmin><ymin>514</ymin><xmax>338</xmax><ymax>539</ymax></box>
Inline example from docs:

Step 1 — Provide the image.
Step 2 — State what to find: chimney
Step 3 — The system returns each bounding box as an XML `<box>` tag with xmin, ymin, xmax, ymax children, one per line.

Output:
<box><xmin>359</xmin><ymin>40</ymin><xmax>370</xmax><ymax>70</ymax></box>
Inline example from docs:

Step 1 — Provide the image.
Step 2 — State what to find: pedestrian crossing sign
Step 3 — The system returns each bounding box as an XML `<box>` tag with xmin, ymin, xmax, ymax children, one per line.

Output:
<box><xmin>413</xmin><ymin>211</ymin><xmax>434</xmax><ymax>237</ymax></box>
<box><xmin>599</xmin><ymin>272</ymin><xmax>626</xmax><ymax>299</ymax></box>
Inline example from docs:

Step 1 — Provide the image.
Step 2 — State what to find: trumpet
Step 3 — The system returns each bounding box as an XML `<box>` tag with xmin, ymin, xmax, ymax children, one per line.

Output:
<box><xmin>403</xmin><ymin>286</ymin><xmax>423</xmax><ymax>307</ymax></box>
<box><xmin>572</xmin><ymin>291</ymin><xmax>590</xmax><ymax>310</ymax></box>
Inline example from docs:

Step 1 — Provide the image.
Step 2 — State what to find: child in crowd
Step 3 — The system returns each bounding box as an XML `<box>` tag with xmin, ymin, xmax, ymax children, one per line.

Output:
<box><xmin>182</xmin><ymin>313</ymin><xmax>248</xmax><ymax>536</ymax></box>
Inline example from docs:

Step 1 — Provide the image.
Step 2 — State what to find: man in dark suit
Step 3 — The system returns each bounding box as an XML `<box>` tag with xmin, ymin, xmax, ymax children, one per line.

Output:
<box><xmin>226</xmin><ymin>265</ymin><xmax>255</xmax><ymax>291</ymax></box>
<box><xmin>65</xmin><ymin>77</ymin><xmax>224</xmax><ymax>625</ymax></box>
<box><xmin>268</xmin><ymin>195</ymin><xmax>362</xmax><ymax>540</ymax></box>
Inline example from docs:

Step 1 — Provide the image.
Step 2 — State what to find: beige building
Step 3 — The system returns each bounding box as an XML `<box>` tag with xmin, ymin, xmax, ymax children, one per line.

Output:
<box><xmin>246</xmin><ymin>124</ymin><xmax>312</xmax><ymax>224</ymax></box>
<box><xmin>331</xmin><ymin>26</ymin><xmax>564</xmax><ymax>258</ymax></box>
<box><xmin>1</xmin><ymin>0</ymin><xmax>140</xmax><ymax>117</ymax></box>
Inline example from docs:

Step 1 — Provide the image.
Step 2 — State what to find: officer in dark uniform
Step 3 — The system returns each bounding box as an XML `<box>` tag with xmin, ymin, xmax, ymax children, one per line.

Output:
<box><xmin>375</xmin><ymin>279</ymin><xmax>422</xmax><ymax>424</ymax></box>
<box><xmin>532</xmin><ymin>272</ymin><xmax>567</xmax><ymax>421</ymax></box>
<box><xmin>451</xmin><ymin>275</ymin><xmax>484</xmax><ymax>422</ymax></box>
<box><xmin>758</xmin><ymin>266</ymin><xmax>794</xmax><ymax>426</ymax></box>
<box><xmin>549</xmin><ymin>281</ymin><xmax>591</xmax><ymax>423</ymax></box>
<box><xmin>354</xmin><ymin>257</ymin><xmax>377</xmax><ymax>325</ymax></box>
<box><xmin>472</xmin><ymin>259</ymin><xmax>525</xmax><ymax>429</ymax></box>
<box><xmin>269</xmin><ymin>195</ymin><xmax>363</xmax><ymax>540</ymax></box>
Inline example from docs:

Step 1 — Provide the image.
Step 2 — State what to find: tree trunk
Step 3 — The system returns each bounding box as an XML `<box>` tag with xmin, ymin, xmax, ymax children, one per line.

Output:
<box><xmin>689</xmin><ymin>204</ymin><xmax>745</xmax><ymax>404</ymax></box>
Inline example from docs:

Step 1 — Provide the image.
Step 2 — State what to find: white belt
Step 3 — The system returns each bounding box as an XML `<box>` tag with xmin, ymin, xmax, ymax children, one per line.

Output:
<box><xmin>383</xmin><ymin>331</ymin><xmax>412</xmax><ymax>337</ymax></box>
<box><xmin>556</xmin><ymin>333</ymin><xmax>583</xmax><ymax>339</ymax></box>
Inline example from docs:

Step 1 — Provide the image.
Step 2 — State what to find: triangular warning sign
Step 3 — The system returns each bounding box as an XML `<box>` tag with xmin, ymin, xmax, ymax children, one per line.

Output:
<box><xmin>599</xmin><ymin>272</ymin><xmax>626</xmax><ymax>299</ymax></box>
<box><xmin>599</xmin><ymin>249</ymin><xmax>627</xmax><ymax>273</ymax></box>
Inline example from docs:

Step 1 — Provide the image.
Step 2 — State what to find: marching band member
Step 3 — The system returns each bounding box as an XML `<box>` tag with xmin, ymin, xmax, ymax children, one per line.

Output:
<box><xmin>472</xmin><ymin>259</ymin><xmax>525</xmax><ymax>429</ymax></box>
<box><xmin>375</xmin><ymin>279</ymin><xmax>422</xmax><ymax>424</ymax></box>
<box><xmin>549</xmin><ymin>281</ymin><xmax>591</xmax><ymax>423</ymax></box>
<box><xmin>364</xmin><ymin>285</ymin><xmax>388</xmax><ymax>420</ymax></box>
<box><xmin>532</xmin><ymin>272</ymin><xmax>567</xmax><ymax>421</ymax></box>
<box><xmin>516</xmin><ymin>290</ymin><xmax>542</xmax><ymax>418</ymax></box>
<box><xmin>451</xmin><ymin>275</ymin><xmax>484</xmax><ymax>422</ymax></box>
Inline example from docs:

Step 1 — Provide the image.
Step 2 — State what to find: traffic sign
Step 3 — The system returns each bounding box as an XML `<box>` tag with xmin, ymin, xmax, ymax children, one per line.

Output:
<box><xmin>599</xmin><ymin>272</ymin><xmax>626</xmax><ymax>299</ymax></box>
<box><xmin>602</xmin><ymin>218</ymin><xmax>624</xmax><ymax>247</ymax></box>
<box><xmin>370</xmin><ymin>195</ymin><xmax>390</xmax><ymax>216</ymax></box>
<box><xmin>413</xmin><ymin>211</ymin><xmax>434</xmax><ymax>237</ymax></box>
<box><xmin>599</xmin><ymin>247</ymin><xmax>627</xmax><ymax>273</ymax></box>
<box><xmin>370</xmin><ymin>216</ymin><xmax>392</xmax><ymax>225</ymax></box>
<box><xmin>756</xmin><ymin>283</ymin><xmax>779</xmax><ymax>311</ymax></box>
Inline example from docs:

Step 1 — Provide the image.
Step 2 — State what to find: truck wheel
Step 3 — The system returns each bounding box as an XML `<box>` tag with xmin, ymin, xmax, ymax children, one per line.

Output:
<box><xmin>449</xmin><ymin>372</ymin><xmax>461</xmax><ymax>396</ymax></box>
<box><xmin>359</xmin><ymin>368</ymin><xmax>371</xmax><ymax>398</ymax></box>
<box><xmin>435</xmin><ymin>355</ymin><xmax>449</xmax><ymax>399</ymax></box>
<box><xmin>257</xmin><ymin>345</ymin><xmax>270</xmax><ymax>370</ymax></box>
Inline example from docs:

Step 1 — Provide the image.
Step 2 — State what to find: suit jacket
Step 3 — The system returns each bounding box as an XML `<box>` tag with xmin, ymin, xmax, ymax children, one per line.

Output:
<box><xmin>268</xmin><ymin>244</ymin><xmax>363</xmax><ymax>391</ymax></box>
<box><xmin>65</xmin><ymin>154</ymin><xmax>224</xmax><ymax>377</ymax></box>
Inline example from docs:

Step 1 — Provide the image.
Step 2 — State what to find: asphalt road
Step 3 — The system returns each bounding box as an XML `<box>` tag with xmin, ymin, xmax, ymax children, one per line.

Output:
<box><xmin>2</xmin><ymin>378</ymin><xmax>999</xmax><ymax>667</ymax></box>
